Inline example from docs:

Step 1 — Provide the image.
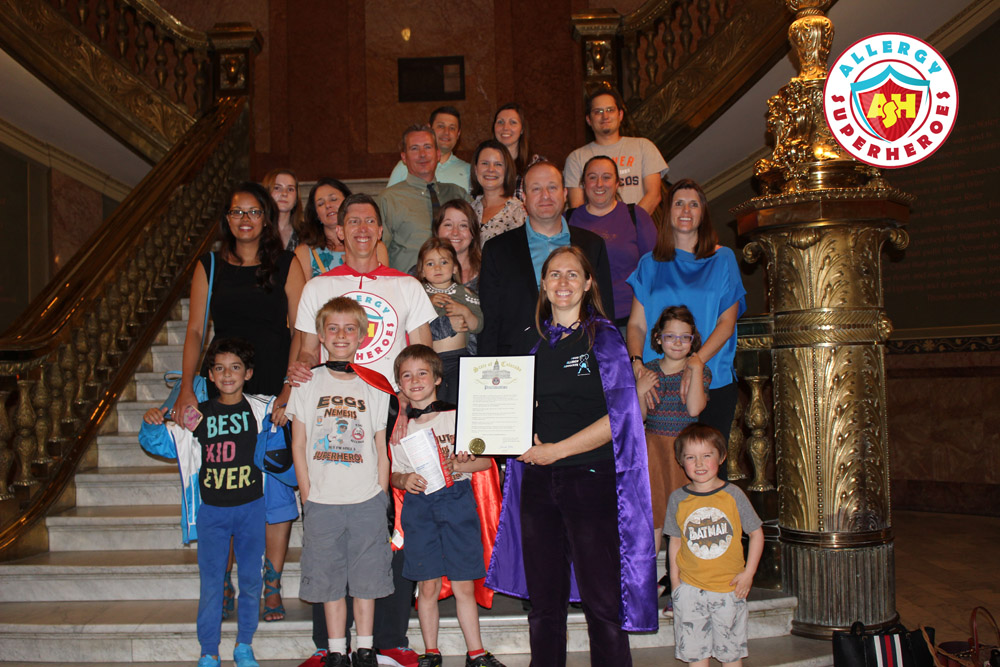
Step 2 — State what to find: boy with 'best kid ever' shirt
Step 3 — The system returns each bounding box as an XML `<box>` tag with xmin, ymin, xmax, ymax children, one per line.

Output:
<box><xmin>665</xmin><ymin>423</ymin><xmax>764</xmax><ymax>667</ymax></box>
<box><xmin>139</xmin><ymin>337</ymin><xmax>271</xmax><ymax>667</ymax></box>
<box><xmin>390</xmin><ymin>344</ymin><xmax>505</xmax><ymax>667</ymax></box>
<box><xmin>287</xmin><ymin>297</ymin><xmax>394</xmax><ymax>667</ymax></box>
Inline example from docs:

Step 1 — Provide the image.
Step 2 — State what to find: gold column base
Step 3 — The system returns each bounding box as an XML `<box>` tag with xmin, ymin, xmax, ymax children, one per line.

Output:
<box><xmin>782</xmin><ymin>528</ymin><xmax>898</xmax><ymax>638</ymax></box>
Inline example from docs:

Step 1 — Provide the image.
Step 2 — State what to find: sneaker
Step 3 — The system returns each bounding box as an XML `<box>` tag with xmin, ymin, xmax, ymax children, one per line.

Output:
<box><xmin>353</xmin><ymin>648</ymin><xmax>379</xmax><ymax>667</ymax></box>
<box><xmin>661</xmin><ymin>599</ymin><xmax>674</xmax><ymax>618</ymax></box>
<box><xmin>325</xmin><ymin>653</ymin><xmax>352</xmax><ymax>667</ymax></box>
<box><xmin>198</xmin><ymin>656</ymin><xmax>221</xmax><ymax>667</ymax></box>
<box><xmin>417</xmin><ymin>653</ymin><xmax>443</xmax><ymax>667</ymax></box>
<box><xmin>299</xmin><ymin>650</ymin><xmax>329</xmax><ymax>667</ymax></box>
<box><xmin>233</xmin><ymin>644</ymin><xmax>260</xmax><ymax>667</ymax></box>
<box><xmin>466</xmin><ymin>652</ymin><xmax>506</xmax><ymax>667</ymax></box>
<box><xmin>377</xmin><ymin>647</ymin><xmax>420</xmax><ymax>667</ymax></box>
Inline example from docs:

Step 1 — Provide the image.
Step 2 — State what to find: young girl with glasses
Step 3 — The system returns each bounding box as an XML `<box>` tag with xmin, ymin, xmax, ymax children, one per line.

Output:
<box><xmin>638</xmin><ymin>305</ymin><xmax>711</xmax><ymax>591</ymax></box>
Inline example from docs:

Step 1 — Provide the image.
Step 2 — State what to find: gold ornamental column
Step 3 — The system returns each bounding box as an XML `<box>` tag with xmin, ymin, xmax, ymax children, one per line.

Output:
<box><xmin>733</xmin><ymin>1</ymin><xmax>913</xmax><ymax>638</ymax></box>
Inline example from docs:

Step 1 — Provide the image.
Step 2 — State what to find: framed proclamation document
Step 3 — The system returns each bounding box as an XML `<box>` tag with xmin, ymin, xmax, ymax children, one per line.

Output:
<box><xmin>455</xmin><ymin>356</ymin><xmax>534</xmax><ymax>456</ymax></box>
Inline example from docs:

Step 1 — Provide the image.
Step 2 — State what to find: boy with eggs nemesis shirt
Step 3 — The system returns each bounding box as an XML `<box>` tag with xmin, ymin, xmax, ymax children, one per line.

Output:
<box><xmin>288</xmin><ymin>297</ymin><xmax>394</xmax><ymax>667</ymax></box>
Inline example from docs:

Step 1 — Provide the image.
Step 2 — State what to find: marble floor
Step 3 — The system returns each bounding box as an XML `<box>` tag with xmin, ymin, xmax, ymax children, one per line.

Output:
<box><xmin>2</xmin><ymin>509</ymin><xmax>996</xmax><ymax>666</ymax></box>
<box><xmin>893</xmin><ymin>510</ymin><xmax>1000</xmax><ymax>642</ymax></box>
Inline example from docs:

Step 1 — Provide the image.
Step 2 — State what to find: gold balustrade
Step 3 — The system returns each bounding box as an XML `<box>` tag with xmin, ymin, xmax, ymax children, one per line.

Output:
<box><xmin>571</xmin><ymin>0</ymin><xmax>822</xmax><ymax>162</ymax></box>
<box><xmin>0</xmin><ymin>95</ymin><xmax>249</xmax><ymax>560</ymax></box>
<box><xmin>0</xmin><ymin>0</ymin><xmax>260</xmax><ymax>161</ymax></box>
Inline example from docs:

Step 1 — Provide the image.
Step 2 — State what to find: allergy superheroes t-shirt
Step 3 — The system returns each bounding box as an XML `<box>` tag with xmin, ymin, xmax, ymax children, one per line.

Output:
<box><xmin>286</xmin><ymin>370</ymin><xmax>390</xmax><ymax>505</ymax></box>
<box><xmin>192</xmin><ymin>398</ymin><xmax>262</xmax><ymax>507</ymax></box>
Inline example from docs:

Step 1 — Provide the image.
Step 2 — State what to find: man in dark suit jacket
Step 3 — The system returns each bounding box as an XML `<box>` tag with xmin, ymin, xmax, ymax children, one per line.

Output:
<box><xmin>479</xmin><ymin>160</ymin><xmax>614</xmax><ymax>356</ymax></box>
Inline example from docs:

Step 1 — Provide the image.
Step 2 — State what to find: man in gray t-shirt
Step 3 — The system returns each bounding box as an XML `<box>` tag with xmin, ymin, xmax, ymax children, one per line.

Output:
<box><xmin>564</xmin><ymin>88</ymin><xmax>668</xmax><ymax>216</ymax></box>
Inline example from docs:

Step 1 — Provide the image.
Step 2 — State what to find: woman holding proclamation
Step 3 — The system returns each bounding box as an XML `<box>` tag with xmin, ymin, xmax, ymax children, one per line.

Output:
<box><xmin>487</xmin><ymin>246</ymin><xmax>657</xmax><ymax>667</ymax></box>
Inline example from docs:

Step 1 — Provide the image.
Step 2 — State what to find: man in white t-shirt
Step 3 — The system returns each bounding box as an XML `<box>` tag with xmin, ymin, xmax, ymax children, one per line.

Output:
<box><xmin>563</xmin><ymin>88</ymin><xmax>669</xmax><ymax>216</ymax></box>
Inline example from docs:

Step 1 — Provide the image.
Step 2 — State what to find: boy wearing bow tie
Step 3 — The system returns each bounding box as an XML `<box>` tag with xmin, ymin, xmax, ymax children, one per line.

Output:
<box><xmin>390</xmin><ymin>344</ymin><xmax>505</xmax><ymax>667</ymax></box>
<box><xmin>288</xmin><ymin>296</ymin><xmax>394</xmax><ymax>667</ymax></box>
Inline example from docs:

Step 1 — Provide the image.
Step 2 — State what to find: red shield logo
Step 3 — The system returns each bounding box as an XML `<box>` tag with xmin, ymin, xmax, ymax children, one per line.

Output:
<box><xmin>851</xmin><ymin>65</ymin><xmax>928</xmax><ymax>142</ymax></box>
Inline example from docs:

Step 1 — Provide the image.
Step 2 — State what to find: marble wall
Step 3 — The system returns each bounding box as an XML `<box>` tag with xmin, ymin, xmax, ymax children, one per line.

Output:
<box><xmin>49</xmin><ymin>169</ymin><xmax>104</xmax><ymax>270</ymax></box>
<box><xmin>158</xmin><ymin>0</ymin><xmax>589</xmax><ymax>180</ymax></box>
<box><xmin>887</xmin><ymin>349</ymin><xmax>1000</xmax><ymax>516</ymax></box>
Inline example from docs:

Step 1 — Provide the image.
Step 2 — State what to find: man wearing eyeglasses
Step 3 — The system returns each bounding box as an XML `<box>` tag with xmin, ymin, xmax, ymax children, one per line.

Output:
<box><xmin>563</xmin><ymin>89</ymin><xmax>669</xmax><ymax>215</ymax></box>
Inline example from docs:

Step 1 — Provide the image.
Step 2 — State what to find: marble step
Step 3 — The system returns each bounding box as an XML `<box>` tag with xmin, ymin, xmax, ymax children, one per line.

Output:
<box><xmin>0</xmin><ymin>592</ymin><xmax>799</xmax><ymax>662</ymax></box>
<box><xmin>97</xmin><ymin>432</ymin><xmax>174</xmax><ymax>468</ymax></box>
<box><xmin>116</xmin><ymin>400</ymin><xmax>170</xmax><ymax>433</ymax></box>
<box><xmin>0</xmin><ymin>549</ymin><xmax>302</xmax><ymax>602</ymax></box>
<box><xmin>133</xmin><ymin>371</ymin><xmax>175</xmax><ymax>402</ymax></box>
<box><xmin>75</xmin><ymin>465</ymin><xmax>187</xmax><ymax>507</ymax></box>
<box><xmin>164</xmin><ymin>319</ymin><xmax>208</xmax><ymax>345</ymax></box>
<box><xmin>149</xmin><ymin>345</ymin><xmax>184</xmax><ymax>375</ymax></box>
<box><xmin>0</xmin><ymin>634</ymin><xmax>835</xmax><ymax>666</ymax></box>
<box><xmin>46</xmin><ymin>505</ymin><xmax>304</xmax><ymax>551</ymax></box>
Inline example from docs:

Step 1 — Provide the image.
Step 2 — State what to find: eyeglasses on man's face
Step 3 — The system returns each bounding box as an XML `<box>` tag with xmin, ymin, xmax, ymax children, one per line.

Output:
<box><xmin>590</xmin><ymin>105</ymin><xmax>618</xmax><ymax>117</ymax></box>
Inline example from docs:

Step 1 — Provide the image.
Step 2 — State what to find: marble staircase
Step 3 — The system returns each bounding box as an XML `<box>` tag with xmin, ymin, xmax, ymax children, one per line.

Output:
<box><xmin>0</xmin><ymin>301</ymin><xmax>818</xmax><ymax>664</ymax></box>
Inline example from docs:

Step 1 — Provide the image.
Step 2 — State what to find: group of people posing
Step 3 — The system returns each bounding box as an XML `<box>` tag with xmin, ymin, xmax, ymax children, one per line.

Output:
<box><xmin>138</xmin><ymin>88</ymin><xmax>764</xmax><ymax>667</ymax></box>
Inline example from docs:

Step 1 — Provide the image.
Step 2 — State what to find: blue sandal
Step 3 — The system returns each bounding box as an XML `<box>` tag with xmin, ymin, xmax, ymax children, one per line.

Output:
<box><xmin>261</xmin><ymin>558</ymin><xmax>284</xmax><ymax>622</ymax></box>
<box><xmin>222</xmin><ymin>570</ymin><xmax>235</xmax><ymax>620</ymax></box>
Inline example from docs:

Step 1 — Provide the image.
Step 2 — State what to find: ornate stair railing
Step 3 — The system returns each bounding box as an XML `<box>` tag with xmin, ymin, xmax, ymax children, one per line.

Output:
<box><xmin>732</xmin><ymin>315</ymin><xmax>781</xmax><ymax>589</ymax></box>
<box><xmin>572</xmin><ymin>0</ymin><xmax>830</xmax><ymax>161</ymax></box>
<box><xmin>0</xmin><ymin>0</ymin><xmax>260</xmax><ymax>161</ymax></box>
<box><xmin>0</xmin><ymin>94</ymin><xmax>250</xmax><ymax>559</ymax></box>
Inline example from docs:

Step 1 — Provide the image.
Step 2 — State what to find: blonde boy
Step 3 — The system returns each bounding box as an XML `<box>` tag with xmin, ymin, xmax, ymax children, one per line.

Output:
<box><xmin>665</xmin><ymin>424</ymin><xmax>764</xmax><ymax>667</ymax></box>
<box><xmin>287</xmin><ymin>297</ymin><xmax>393</xmax><ymax>667</ymax></box>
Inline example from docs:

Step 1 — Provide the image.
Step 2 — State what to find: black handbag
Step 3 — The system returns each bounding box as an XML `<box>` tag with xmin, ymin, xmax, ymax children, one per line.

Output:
<box><xmin>834</xmin><ymin>621</ymin><xmax>937</xmax><ymax>667</ymax></box>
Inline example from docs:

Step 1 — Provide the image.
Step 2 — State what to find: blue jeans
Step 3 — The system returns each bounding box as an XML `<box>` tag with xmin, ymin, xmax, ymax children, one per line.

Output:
<box><xmin>196</xmin><ymin>497</ymin><xmax>266</xmax><ymax>656</ymax></box>
<box><xmin>520</xmin><ymin>459</ymin><xmax>631</xmax><ymax>667</ymax></box>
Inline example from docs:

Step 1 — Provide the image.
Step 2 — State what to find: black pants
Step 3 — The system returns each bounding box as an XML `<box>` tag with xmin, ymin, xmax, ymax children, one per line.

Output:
<box><xmin>696</xmin><ymin>383</ymin><xmax>739</xmax><ymax>481</ymax></box>
<box><xmin>521</xmin><ymin>460</ymin><xmax>631</xmax><ymax>667</ymax></box>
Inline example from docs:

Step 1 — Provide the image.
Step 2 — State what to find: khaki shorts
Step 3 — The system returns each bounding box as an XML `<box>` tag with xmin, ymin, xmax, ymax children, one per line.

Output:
<box><xmin>299</xmin><ymin>493</ymin><xmax>394</xmax><ymax>602</ymax></box>
<box><xmin>672</xmin><ymin>582</ymin><xmax>749</xmax><ymax>663</ymax></box>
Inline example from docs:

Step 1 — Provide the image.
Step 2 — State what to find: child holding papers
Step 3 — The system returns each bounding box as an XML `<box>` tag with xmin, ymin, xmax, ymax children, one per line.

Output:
<box><xmin>390</xmin><ymin>344</ymin><xmax>506</xmax><ymax>667</ymax></box>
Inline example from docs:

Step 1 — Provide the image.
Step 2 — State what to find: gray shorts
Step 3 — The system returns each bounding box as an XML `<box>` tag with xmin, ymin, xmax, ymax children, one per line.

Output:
<box><xmin>672</xmin><ymin>582</ymin><xmax>749</xmax><ymax>663</ymax></box>
<box><xmin>299</xmin><ymin>493</ymin><xmax>394</xmax><ymax>602</ymax></box>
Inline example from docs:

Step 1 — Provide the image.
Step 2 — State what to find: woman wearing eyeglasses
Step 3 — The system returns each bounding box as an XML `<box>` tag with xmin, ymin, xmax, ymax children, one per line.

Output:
<box><xmin>626</xmin><ymin>179</ymin><xmax>746</xmax><ymax>467</ymax></box>
<box><xmin>173</xmin><ymin>182</ymin><xmax>306</xmax><ymax>621</ymax></box>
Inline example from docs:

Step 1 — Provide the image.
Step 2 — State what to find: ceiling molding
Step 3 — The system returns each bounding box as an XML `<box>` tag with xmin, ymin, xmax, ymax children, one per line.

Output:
<box><xmin>703</xmin><ymin>146</ymin><xmax>771</xmax><ymax>202</ymax></box>
<box><xmin>0</xmin><ymin>116</ymin><xmax>131</xmax><ymax>201</ymax></box>
<box><xmin>929</xmin><ymin>0</ymin><xmax>1000</xmax><ymax>53</ymax></box>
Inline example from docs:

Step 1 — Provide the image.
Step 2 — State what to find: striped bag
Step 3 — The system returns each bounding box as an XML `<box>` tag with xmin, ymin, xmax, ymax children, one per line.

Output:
<box><xmin>834</xmin><ymin>622</ymin><xmax>937</xmax><ymax>667</ymax></box>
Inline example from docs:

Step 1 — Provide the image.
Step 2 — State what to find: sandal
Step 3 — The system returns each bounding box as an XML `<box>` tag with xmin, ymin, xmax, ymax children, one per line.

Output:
<box><xmin>262</xmin><ymin>557</ymin><xmax>285</xmax><ymax>622</ymax></box>
<box><xmin>222</xmin><ymin>570</ymin><xmax>235</xmax><ymax>620</ymax></box>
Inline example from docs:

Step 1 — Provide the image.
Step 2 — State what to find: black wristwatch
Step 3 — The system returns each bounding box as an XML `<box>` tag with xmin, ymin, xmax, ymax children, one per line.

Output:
<box><xmin>629</xmin><ymin>355</ymin><xmax>643</xmax><ymax>364</ymax></box>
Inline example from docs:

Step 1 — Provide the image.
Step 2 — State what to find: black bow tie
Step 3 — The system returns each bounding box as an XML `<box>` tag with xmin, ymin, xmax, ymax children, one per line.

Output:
<box><xmin>325</xmin><ymin>361</ymin><xmax>355</xmax><ymax>373</ymax></box>
<box><xmin>406</xmin><ymin>401</ymin><xmax>452</xmax><ymax>420</ymax></box>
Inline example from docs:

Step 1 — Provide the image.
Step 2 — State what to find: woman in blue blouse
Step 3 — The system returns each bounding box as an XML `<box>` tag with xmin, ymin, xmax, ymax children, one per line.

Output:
<box><xmin>625</xmin><ymin>179</ymin><xmax>746</xmax><ymax>455</ymax></box>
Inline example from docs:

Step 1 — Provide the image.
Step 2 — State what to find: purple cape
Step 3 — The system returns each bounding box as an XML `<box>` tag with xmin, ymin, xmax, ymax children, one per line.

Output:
<box><xmin>485</xmin><ymin>318</ymin><xmax>659</xmax><ymax>632</ymax></box>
